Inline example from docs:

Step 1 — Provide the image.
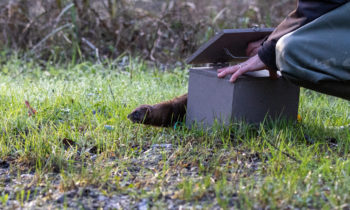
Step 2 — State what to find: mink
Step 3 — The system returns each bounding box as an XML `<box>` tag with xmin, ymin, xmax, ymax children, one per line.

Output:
<box><xmin>127</xmin><ymin>94</ymin><xmax>187</xmax><ymax>127</ymax></box>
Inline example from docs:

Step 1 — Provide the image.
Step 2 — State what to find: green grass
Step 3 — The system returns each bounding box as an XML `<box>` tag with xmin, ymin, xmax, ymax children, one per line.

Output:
<box><xmin>0</xmin><ymin>57</ymin><xmax>350</xmax><ymax>209</ymax></box>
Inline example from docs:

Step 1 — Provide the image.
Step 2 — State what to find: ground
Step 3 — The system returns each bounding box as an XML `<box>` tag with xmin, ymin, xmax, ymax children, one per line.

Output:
<box><xmin>1</xmin><ymin>57</ymin><xmax>350</xmax><ymax>209</ymax></box>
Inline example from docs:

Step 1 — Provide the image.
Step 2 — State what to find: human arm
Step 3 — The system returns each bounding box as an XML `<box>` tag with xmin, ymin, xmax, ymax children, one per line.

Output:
<box><xmin>259</xmin><ymin>0</ymin><xmax>349</xmax><ymax>70</ymax></box>
<box><xmin>217</xmin><ymin>38</ymin><xmax>277</xmax><ymax>82</ymax></box>
<box><xmin>217</xmin><ymin>54</ymin><xmax>278</xmax><ymax>82</ymax></box>
<box><xmin>218</xmin><ymin>0</ymin><xmax>349</xmax><ymax>82</ymax></box>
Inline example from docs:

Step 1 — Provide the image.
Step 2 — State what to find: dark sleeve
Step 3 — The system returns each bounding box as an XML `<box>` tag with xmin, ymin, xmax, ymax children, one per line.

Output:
<box><xmin>258</xmin><ymin>0</ymin><xmax>349</xmax><ymax>70</ymax></box>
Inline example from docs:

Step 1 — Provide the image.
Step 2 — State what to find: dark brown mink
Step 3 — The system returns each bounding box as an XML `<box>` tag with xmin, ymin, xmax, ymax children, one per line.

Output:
<box><xmin>127</xmin><ymin>94</ymin><xmax>187</xmax><ymax>127</ymax></box>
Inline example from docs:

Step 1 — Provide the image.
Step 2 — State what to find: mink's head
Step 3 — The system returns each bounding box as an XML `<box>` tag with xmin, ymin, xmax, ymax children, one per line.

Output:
<box><xmin>127</xmin><ymin>105</ymin><xmax>152</xmax><ymax>124</ymax></box>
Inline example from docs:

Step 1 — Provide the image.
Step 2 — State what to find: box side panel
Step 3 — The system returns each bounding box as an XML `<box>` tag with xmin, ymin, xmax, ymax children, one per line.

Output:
<box><xmin>232</xmin><ymin>78</ymin><xmax>300</xmax><ymax>124</ymax></box>
<box><xmin>186</xmin><ymin>68</ymin><xmax>235</xmax><ymax>128</ymax></box>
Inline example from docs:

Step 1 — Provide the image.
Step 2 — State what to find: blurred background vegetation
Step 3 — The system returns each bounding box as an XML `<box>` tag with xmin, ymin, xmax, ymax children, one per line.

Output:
<box><xmin>0</xmin><ymin>0</ymin><xmax>295</xmax><ymax>65</ymax></box>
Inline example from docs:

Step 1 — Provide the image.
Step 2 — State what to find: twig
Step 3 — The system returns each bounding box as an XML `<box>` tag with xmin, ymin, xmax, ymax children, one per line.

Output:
<box><xmin>108</xmin><ymin>83</ymin><xmax>116</xmax><ymax>102</ymax></box>
<box><xmin>265</xmin><ymin>139</ymin><xmax>301</xmax><ymax>164</ymax></box>
<box><xmin>19</xmin><ymin>12</ymin><xmax>48</xmax><ymax>47</ymax></box>
<box><xmin>53</xmin><ymin>3</ymin><xmax>74</xmax><ymax>28</ymax></box>
<box><xmin>30</xmin><ymin>23</ymin><xmax>72</xmax><ymax>53</ymax></box>
<box><xmin>149</xmin><ymin>28</ymin><xmax>162</xmax><ymax>61</ymax></box>
<box><xmin>81</xmin><ymin>37</ymin><xmax>101</xmax><ymax>63</ymax></box>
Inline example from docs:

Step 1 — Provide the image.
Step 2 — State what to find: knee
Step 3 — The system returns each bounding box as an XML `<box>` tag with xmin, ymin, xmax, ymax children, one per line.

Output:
<box><xmin>275</xmin><ymin>32</ymin><xmax>297</xmax><ymax>71</ymax></box>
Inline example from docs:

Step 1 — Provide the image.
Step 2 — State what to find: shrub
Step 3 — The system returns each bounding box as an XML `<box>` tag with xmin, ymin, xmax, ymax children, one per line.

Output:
<box><xmin>0</xmin><ymin>0</ymin><xmax>294</xmax><ymax>64</ymax></box>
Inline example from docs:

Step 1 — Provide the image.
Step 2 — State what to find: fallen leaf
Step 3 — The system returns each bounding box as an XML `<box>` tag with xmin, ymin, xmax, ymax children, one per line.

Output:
<box><xmin>25</xmin><ymin>100</ymin><xmax>37</xmax><ymax>116</ymax></box>
<box><xmin>297</xmin><ymin>114</ymin><xmax>302</xmax><ymax>122</ymax></box>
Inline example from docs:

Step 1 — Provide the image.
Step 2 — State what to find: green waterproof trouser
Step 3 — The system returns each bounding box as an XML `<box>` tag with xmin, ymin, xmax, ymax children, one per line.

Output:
<box><xmin>276</xmin><ymin>2</ymin><xmax>350</xmax><ymax>100</ymax></box>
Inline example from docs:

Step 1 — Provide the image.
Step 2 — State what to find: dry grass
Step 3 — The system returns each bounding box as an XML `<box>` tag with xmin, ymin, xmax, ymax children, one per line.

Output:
<box><xmin>0</xmin><ymin>0</ymin><xmax>295</xmax><ymax>64</ymax></box>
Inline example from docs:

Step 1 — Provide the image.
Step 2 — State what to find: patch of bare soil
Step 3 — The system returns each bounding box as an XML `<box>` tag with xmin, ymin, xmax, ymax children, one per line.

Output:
<box><xmin>0</xmin><ymin>143</ymin><xmax>263</xmax><ymax>209</ymax></box>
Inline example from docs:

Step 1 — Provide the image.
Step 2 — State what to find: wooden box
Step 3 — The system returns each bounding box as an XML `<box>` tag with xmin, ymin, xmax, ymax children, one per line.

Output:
<box><xmin>185</xmin><ymin>28</ymin><xmax>300</xmax><ymax>128</ymax></box>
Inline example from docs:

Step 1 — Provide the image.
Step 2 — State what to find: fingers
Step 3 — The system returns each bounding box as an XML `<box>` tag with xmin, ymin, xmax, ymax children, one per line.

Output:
<box><xmin>229</xmin><ymin>65</ymin><xmax>249</xmax><ymax>83</ymax></box>
<box><xmin>217</xmin><ymin>68</ymin><xmax>226</xmax><ymax>74</ymax></box>
<box><xmin>217</xmin><ymin>55</ymin><xmax>268</xmax><ymax>83</ymax></box>
<box><xmin>217</xmin><ymin>64</ymin><xmax>242</xmax><ymax>78</ymax></box>
<box><xmin>217</xmin><ymin>64</ymin><xmax>249</xmax><ymax>83</ymax></box>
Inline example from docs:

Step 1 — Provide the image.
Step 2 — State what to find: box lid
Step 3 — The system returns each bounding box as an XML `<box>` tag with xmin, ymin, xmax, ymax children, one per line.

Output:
<box><xmin>186</xmin><ymin>28</ymin><xmax>274</xmax><ymax>65</ymax></box>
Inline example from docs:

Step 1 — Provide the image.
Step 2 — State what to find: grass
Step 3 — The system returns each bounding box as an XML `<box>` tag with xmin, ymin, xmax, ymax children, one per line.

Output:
<box><xmin>0</xmin><ymin>56</ymin><xmax>350</xmax><ymax>209</ymax></box>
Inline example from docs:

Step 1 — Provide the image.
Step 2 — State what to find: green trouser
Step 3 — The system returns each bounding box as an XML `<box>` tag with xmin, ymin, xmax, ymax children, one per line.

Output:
<box><xmin>276</xmin><ymin>2</ymin><xmax>350</xmax><ymax>100</ymax></box>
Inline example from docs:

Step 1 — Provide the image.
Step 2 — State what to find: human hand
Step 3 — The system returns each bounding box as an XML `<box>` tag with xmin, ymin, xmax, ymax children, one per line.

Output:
<box><xmin>246</xmin><ymin>38</ymin><xmax>265</xmax><ymax>57</ymax></box>
<box><xmin>217</xmin><ymin>54</ymin><xmax>278</xmax><ymax>83</ymax></box>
